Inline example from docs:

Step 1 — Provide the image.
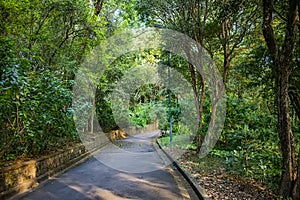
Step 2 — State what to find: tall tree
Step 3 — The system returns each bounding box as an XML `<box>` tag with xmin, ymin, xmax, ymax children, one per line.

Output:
<box><xmin>136</xmin><ymin>0</ymin><xmax>211</xmax><ymax>153</ymax></box>
<box><xmin>262</xmin><ymin>0</ymin><xmax>298</xmax><ymax>198</ymax></box>
<box><xmin>203</xmin><ymin>0</ymin><xmax>260</xmax><ymax>86</ymax></box>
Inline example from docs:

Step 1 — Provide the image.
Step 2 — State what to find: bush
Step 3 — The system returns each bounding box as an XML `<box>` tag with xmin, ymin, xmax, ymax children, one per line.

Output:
<box><xmin>0</xmin><ymin>38</ymin><xmax>77</xmax><ymax>161</ymax></box>
<box><xmin>212</xmin><ymin>94</ymin><xmax>281</xmax><ymax>189</ymax></box>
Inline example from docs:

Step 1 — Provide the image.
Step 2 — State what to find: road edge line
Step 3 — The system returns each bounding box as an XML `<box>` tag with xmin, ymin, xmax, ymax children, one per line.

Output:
<box><xmin>156</xmin><ymin>140</ymin><xmax>211</xmax><ymax>200</ymax></box>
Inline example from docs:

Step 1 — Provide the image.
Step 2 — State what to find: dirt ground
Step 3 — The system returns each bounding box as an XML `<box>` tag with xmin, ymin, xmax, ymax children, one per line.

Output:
<box><xmin>178</xmin><ymin>151</ymin><xmax>279</xmax><ymax>200</ymax></box>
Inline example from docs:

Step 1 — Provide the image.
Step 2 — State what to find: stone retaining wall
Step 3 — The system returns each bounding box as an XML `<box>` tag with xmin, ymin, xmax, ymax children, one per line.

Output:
<box><xmin>0</xmin><ymin>137</ymin><xmax>107</xmax><ymax>200</ymax></box>
<box><xmin>0</xmin><ymin>123</ymin><xmax>159</xmax><ymax>200</ymax></box>
<box><xmin>124</xmin><ymin>121</ymin><xmax>159</xmax><ymax>135</ymax></box>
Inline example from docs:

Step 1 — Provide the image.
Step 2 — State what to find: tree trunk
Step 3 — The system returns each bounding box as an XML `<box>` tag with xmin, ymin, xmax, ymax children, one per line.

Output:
<box><xmin>197</xmin><ymin>74</ymin><xmax>205</xmax><ymax>154</ymax></box>
<box><xmin>276</xmin><ymin>62</ymin><xmax>295</xmax><ymax>197</ymax></box>
<box><xmin>221</xmin><ymin>0</ymin><xmax>230</xmax><ymax>87</ymax></box>
<box><xmin>223</xmin><ymin>56</ymin><xmax>230</xmax><ymax>87</ymax></box>
<box><xmin>262</xmin><ymin>0</ymin><xmax>298</xmax><ymax>197</ymax></box>
<box><xmin>189</xmin><ymin>63</ymin><xmax>204</xmax><ymax>154</ymax></box>
<box><xmin>91</xmin><ymin>97</ymin><xmax>96</xmax><ymax>133</ymax></box>
<box><xmin>185</xmin><ymin>40</ymin><xmax>205</xmax><ymax>154</ymax></box>
<box><xmin>289</xmin><ymin>88</ymin><xmax>300</xmax><ymax>120</ymax></box>
<box><xmin>293</xmin><ymin>148</ymin><xmax>300</xmax><ymax>200</ymax></box>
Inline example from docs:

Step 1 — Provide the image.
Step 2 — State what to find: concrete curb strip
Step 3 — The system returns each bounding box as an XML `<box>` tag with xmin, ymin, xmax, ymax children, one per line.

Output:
<box><xmin>153</xmin><ymin>142</ymin><xmax>191</xmax><ymax>200</ymax></box>
<box><xmin>156</xmin><ymin>140</ymin><xmax>211</xmax><ymax>200</ymax></box>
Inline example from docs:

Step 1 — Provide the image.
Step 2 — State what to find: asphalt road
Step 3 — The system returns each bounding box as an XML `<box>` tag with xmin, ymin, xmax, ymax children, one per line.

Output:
<box><xmin>14</xmin><ymin>131</ymin><xmax>197</xmax><ymax>200</ymax></box>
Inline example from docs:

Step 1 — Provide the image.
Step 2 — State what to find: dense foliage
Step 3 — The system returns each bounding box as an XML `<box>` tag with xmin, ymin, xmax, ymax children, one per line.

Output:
<box><xmin>0</xmin><ymin>0</ymin><xmax>106</xmax><ymax>161</ymax></box>
<box><xmin>140</xmin><ymin>0</ymin><xmax>299</xmax><ymax>198</ymax></box>
<box><xmin>1</xmin><ymin>0</ymin><xmax>300</xmax><ymax>198</ymax></box>
<box><xmin>0</xmin><ymin>36</ymin><xmax>77</xmax><ymax>160</ymax></box>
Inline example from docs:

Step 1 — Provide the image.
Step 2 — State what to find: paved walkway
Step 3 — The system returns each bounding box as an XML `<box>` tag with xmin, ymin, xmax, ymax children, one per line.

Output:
<box><xmin>14</xmin><ymin>131</ymin><xmax>197</xmax><ymax>200</ymax></box>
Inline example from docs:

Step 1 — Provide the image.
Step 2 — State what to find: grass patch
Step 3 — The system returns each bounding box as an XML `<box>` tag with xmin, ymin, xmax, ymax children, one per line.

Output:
<box><xmin>179</xmin><ymin>151</ymin><xmax>226</xmax><ymax>176</ymax></box>
<box><xmin>158</xmin><ymin>134</ymin><xmax>196</xmax><ymax>150</ymax></box>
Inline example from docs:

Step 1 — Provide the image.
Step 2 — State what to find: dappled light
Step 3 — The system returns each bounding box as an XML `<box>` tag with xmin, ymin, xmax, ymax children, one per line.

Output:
<box><xmin>1</xmin><ymin>0</ymin><xmax>300</xmax><ymax>199</ymax></box>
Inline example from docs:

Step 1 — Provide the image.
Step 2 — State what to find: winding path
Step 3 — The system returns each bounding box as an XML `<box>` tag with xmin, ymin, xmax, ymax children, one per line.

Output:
<box><xmin>14</xmin><ymin>131</ymin><xmax>198</xmax><ymax>200</ymax></box>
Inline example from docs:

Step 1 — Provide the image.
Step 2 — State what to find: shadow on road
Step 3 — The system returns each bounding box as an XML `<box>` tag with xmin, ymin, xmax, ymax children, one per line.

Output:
<box><xmin>16</xmin><ymin>131</ymin><xmax>191</xmax><ymax>200</ymax></box>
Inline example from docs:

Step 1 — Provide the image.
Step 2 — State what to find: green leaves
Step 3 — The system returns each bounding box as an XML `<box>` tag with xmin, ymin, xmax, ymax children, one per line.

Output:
<box><xmin>0</xmin><ymin>0</ymin><xmax>109</xmax><ymax>162</ymax></box>
<box><xmin>0</xmin><ymin>44</ymin><xmax>77</xmax><ymax>159</ymax></box>
<box><xmin>129</xmin><ymin>103</ymin><xmax>154</xmax><ymax>128</ymax></box>
<box><xmin>211</xmin><ymin>94</ymin><xmax>281</xmax><ymax>189</ymax></box>
<box><xmin>0</xmin><ymin>0</ymin><xmax>145</xmax><ymax>163</ymax></box>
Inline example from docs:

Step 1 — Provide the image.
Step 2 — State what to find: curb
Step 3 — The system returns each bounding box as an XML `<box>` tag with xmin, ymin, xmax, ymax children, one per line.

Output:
<box><xmin>156</xmin><ymin>140</ymin><xmax>211</xmax><ymax>200</ymax></box>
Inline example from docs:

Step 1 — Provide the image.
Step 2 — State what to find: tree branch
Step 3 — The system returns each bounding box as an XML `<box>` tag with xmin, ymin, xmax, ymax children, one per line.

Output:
<box><xmin>273</xmin><ymin>7</ymin><xmax>288</xmax><ymax>22</ymax></box>
<box><xmin>281</xmin><ymin>0</ymin><xmax>298</xmax><ymax>66</ymax></box>
<box><xmin>262</xmin><ymin>0</ymin><xmax>278</xmax><ymax>61</ymax></box>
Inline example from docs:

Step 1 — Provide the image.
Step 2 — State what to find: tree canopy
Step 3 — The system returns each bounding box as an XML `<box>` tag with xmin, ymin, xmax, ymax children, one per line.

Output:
<box><xmin>0</xmin><ymin>0</ymin><xmax>299</xmax><ymax>199</ymax></box>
